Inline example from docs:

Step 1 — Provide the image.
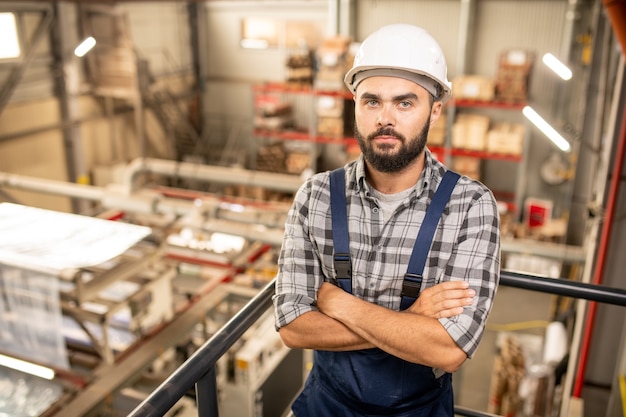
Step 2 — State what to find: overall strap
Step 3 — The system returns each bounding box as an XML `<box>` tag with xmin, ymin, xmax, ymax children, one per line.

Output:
<box><xmin>330</xmin><ymin>168</ymin><xmax>352</xmax><ymax>293</ymax></box>
<box><xmin>330</xmin><ymin>167</ymin><xmax>461</xmax><ymax>306</ymax></box>
<box><xmin>400</xmin><ymin>170</ymin><xmax>461</xmax><ymax>310</ymax></box>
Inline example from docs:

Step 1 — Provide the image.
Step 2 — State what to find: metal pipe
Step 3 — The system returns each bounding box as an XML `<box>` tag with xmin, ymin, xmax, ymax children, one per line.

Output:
<box><xmin>0</xmin><ymin>171</ymin><xmax>291</xmax><ymax>248</ymax></box>
<box><xmin>0</xmin><ymin>172</ymin><xmax>105</xmax><ymax>201</ymax></box>
<box><xmin>195</xmin><ymin>368</ymin><xmax>219</xmax><ymax>417</ymax></box>
<box><xmin>572</xmin><ymin>0</ymin><xmax>626</xmax><ymax>398</ymax></box>
<box><xmin>127</xmin><ymin>273</ymin><xmax>626</xmax><ymax>417</ymax></box>
<box><xmin>602</xmin><ymin>0</ymin><xmax>626</xmax><ymax>55</ymax></box>
<box><xmin>500</xmin><ymin>270</ymin><xmax>626</xmax><ymax>307</ymax></box>
<box><xmin>121</xmin><ymin>157</ymin><xmax>304</xmax><ymax>194</ymax></box>
<box><xmin>573</xmin><ymin>73</ymin><xmax>626</xmax><ymax>396</ymax></box>
<box><xmin>453</xmin><ymin>407</ymin><xmax>501</xmax><ymax>417</ymax></box>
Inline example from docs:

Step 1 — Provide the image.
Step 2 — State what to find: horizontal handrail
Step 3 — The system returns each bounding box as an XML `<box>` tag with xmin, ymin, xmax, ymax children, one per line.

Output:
<box><xmin>454</xmin><ymin>406</ymin><xmax>502</xmax><ymax>417</ymax></box>
<box><xmin>128</xmin><ymin>270</ymin><xmax>626</xmax><ymax>417</ymax></box>
<box><xmin>500</xmin><ymin>270</ymin><xmax>626</xmax><ymax>306</ymax></box>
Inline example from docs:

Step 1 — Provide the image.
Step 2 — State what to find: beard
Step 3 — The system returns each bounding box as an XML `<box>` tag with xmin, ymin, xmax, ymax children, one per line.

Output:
<box><xmin>355</xmin><ymin>118</ymin><xmax>431</xmax><ymax>173</ymax></box>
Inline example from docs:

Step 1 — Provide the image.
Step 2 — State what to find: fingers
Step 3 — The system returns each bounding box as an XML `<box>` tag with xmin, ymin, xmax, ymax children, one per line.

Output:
<box><xmin>408</xmin><ymin>281</ymin><xmax>476</xmax><ymax>319</ymax></box>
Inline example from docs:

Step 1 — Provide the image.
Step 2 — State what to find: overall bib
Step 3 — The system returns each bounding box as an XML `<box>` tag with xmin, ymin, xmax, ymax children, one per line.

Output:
<box><xmin>291</xmin><ymin>168</ymin><xmax>460</xmax><ymax>417</ymax></box>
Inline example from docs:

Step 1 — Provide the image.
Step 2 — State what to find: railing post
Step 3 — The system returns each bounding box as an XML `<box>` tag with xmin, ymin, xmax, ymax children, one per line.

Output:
<box><xmin>196</xmin><ymin>366</ymin><xmax>219</xmax><ymax>417</ymax></box>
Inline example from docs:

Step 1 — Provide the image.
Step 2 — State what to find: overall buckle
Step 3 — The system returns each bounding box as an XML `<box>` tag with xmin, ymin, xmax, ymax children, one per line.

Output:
<box><xmin>401</xmin><ymin>273</ymin><xmax>423</xmax><ymax>298</ymax></box>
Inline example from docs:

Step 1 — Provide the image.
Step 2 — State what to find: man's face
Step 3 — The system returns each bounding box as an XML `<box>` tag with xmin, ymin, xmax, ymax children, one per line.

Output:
<box><xmin>353</xmin><ymin>76</ymin><xmax>442</xmax><ymax>173</ymax></box>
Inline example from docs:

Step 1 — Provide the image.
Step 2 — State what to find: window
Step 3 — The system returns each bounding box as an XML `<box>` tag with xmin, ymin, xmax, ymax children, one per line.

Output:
<box><xmin>0</xmin><ymin>12</ymin><xmax>21</xmax><ymax>60</ymax></box>
<box><xmin>241</xmin><ymin>18</ymin><xmax>323</xmax><ymax>50</ymax></box>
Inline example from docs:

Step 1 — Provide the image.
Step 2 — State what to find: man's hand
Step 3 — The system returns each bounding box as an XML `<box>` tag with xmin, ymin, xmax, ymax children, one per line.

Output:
<box><xmin>315</xmin><ymin>281</ymin><xmax>469</xmax><ymax>371</ymax></box>
<box><xmin>316</xmin><ymin>281</ymin><xmax>350</xmax><ymax>319</ymax></box>
<box><xmin>317</xmin><ymin>280</ymin><xmax>474</xmax><ymax>320</ymax></box>
<box><xmin>407</xmin><ymin>281</ymin><xmax>475</xmax><ymax>319</ymax></box>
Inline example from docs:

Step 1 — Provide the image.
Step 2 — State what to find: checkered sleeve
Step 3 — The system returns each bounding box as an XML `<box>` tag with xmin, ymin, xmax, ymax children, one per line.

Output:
<box><xmin>273</xmin><ymin>173</ymin><xmax>330</xmax><ymax>330</ymax></box>
<box><xmin>438</xmin><ymin>185</ymin><xmax>501</xmax><ymax>358</ymax></box>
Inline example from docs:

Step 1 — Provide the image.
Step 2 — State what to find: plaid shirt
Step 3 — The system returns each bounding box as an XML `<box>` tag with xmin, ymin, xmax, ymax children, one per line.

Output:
<box><xmin>273</xmin><ymin>149</ymin><xmax>500</xmax><ymax>357</ymax></box>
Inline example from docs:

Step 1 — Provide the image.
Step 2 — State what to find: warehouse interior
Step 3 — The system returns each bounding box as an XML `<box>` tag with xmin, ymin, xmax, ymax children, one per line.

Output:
<box><xmin>0</xmin><ymin>0</ymin><xmax>625</xmax><ymax>416</ymax></box>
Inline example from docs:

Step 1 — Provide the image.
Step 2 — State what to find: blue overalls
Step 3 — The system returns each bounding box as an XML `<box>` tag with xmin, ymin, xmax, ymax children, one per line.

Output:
<box><xmin>291</xmin><ymin>168</ymin><xmax>461</xmax><ymax>417</ymax></box>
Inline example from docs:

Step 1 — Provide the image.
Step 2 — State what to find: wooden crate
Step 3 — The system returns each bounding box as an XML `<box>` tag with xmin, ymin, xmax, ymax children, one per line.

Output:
<box><xmin>495</xmin><ymin>50</ymin><xmax>535</xmax><ymax>103</ymax></box>
<box><xmin>285</xmin><ymin>152</ymin><xmax>310</xmax><ymax>174</ymax></box>
<box><xmin>256</xmin><ymin>142</ymin><xmax>286</xmax><ymax>173</ymax></box>
<box><xmin>317</xmin><ymin>116</ymin><xmax>344</xmax><ymax>138</ymax></box>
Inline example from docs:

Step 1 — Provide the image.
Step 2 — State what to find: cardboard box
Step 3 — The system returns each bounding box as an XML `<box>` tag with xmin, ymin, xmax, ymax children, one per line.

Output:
<box><xmin>487</xmin><ymin>122</ymin><xmax>525</xmax><ymax>155</ymax></box>
<box><xmin>427</xmin><ymin>113</ymin><xmax>446</xmax><ymax>146</ymax></box>
<box><xmin>314</xmin><ymin>36</ymin><xmax>353</xmax><ymax>90</ymax></box>
<box><xmin>452</xmin><ymin>114</ymin><xmax>490</xmax><ymax>150</ymax></box>
<box><xmin>452</xmin><ymin>75</ymin><xmax>496</xmax><ymax>101</ymax></box>
<box><xmin>317</xmin><ymin>96</ymin><xmax>344</xmax><ymax>118</ymax></box>
<box><xmin>452</xmin><ymin>156</ymin><xmax>481</xmax><ymax>180</ymax></box>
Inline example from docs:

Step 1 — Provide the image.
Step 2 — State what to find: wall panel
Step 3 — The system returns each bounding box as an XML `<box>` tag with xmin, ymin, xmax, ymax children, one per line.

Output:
<box><xmin>355</xmin><ymin>0</ymin><xmax>462</xmax><ymax>79</ymax></box>
<box><xmin>120</xmin><ymin>2</ymin><xmax>192</xmax><ymax>76</ymax></box>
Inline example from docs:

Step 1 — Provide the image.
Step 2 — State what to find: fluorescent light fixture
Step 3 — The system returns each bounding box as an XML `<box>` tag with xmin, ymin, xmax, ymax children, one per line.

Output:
<box><xmin>0</xmin><ymin>13</ymin><xmax>21</xmax><ymax>59</ymax></box>
<box><xmin>523</xmin><ymin>106</ymin><xmax>571</xmax><ymax>152</ymax></box>
<box><xmin>74</xmin><ymin>36</ymin><xmax>96</xmax><ymax>57</ymax></box>
<box><xmin>542</xmin><ymin>53</ymin><xmax>572</xmax><ymax>80</ymax></box>
<box><xmin>0</xmin><ymin>354</ymin><xmax>55</xmax><ymax>380</ymax></box>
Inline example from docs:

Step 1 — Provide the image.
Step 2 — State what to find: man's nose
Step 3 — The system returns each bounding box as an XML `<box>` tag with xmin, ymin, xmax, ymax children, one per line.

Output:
<box><xmin>377</xmin><ymin>105</ymin><xmax>395</xmax><ymax>127</ymax></box>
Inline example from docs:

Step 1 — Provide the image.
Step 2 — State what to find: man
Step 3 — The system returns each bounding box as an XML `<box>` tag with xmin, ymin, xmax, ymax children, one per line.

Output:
<box><xmin>273</xmin><ymin>23</ymin><xmax>500</xmax><ymax>416</ymax></box>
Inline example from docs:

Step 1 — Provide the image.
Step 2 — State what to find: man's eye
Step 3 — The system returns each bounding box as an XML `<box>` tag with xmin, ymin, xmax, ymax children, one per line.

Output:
<box><xmin>399</xmin><ymin>101</ymin><xmax>412</xmax><ymax>108</ymax></box>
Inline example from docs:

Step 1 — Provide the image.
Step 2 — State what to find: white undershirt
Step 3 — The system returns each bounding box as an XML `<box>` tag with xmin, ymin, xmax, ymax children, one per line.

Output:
<box><xmin>369</xmin><ymin>186</ymin><xmax>414</xmax><ymax>223</ymax></box>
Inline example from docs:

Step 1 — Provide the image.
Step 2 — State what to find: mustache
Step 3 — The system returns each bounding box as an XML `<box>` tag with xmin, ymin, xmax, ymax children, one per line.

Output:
<box><xmin>368</xmin><ymin>127</ymin><xmax>405</xmax><ymax>141</ymax></box>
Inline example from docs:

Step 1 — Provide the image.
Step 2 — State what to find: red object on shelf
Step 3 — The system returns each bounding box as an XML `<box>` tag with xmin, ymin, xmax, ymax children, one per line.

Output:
<box><xmin>450</xmin><ymin>148</ymin><xmax>523</xmax><ymax>162</ymax></box>
<box><xmin>254</xmin><ymin>82</ymin><xmax>353</xmax><ymax>99</ymax></box>
<box><xmin>254</xmin><ymin>128</ymin><xmax>356</xmax><ymax>145</ymax></box>
<box><xmin>524</xmin><ymin>198</ymin><xmax>553</xmax><ymax>229</ymax></box>
<box><xmin>453</xmin><ymin>98</ymin><xmax>527</xmax><ymax>110</ymax></box>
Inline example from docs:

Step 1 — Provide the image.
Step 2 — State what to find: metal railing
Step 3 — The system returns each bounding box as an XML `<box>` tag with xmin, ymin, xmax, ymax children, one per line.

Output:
<box><xmin>127</xmin><ymin>271</ymin><xmax>626</xmax><ymax>417</ymax></box>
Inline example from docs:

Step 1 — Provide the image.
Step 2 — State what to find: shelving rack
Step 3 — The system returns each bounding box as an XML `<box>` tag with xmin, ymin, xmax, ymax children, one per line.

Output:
<box><xmin>441</xmin><ymin>98</ymin><xmax>530</xmax><ymax>217</ymax></box>
<box><xmin>252</xmin><ymin>82</ymin><xmax>355</xmax><ymax>174</ymax></box>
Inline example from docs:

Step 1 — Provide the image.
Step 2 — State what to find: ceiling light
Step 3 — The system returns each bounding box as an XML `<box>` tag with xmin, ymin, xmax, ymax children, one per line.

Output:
<box><xmin>74</xmin><ymin>36</ymin><xmax>96</xmax><ymax>57</ymax></box>
<box><xmin>0</xmin><ymin>354</ymin><xmax>55</xmax><ymax>380</ymax></box>
<box><xmin>542</xmin><ymin>53</ymin><xmax>572</xmax><ymax>80</ymax></box>
<box><xmin>523</xmin><ymin>106</ymin><xmax>571</xmax><ymax>152</ymax></box>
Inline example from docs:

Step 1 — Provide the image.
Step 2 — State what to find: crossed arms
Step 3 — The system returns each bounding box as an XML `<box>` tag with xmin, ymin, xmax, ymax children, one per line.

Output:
<box><xmin>279</xmin><ymin>280</ymin><xmax>475</xmax><ymax>373</ymax></box>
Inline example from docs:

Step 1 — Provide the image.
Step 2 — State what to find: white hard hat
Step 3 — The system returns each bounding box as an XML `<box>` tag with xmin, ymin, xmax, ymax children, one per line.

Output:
<box><xmin>344</xmin><ymin>24</ymin><xmax>452</xmax><ymax>104</ymax></box>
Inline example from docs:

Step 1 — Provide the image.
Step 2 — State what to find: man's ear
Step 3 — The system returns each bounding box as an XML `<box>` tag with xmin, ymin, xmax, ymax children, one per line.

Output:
<box><xmin>429</xmin><ymin>101</ymin><xmax>443</xmax><ymax>126</ymax></box>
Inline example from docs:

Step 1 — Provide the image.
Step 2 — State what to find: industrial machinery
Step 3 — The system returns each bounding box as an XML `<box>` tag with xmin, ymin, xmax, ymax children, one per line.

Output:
<box><xmin>0</xmin><ymin>187</ymin><xmax>300</xmax><ymax>417</ymax></box>
<box><xmin>205</xmin><ymin>284</ymin><xmax>305</xmax><ymax>417</ymax></box>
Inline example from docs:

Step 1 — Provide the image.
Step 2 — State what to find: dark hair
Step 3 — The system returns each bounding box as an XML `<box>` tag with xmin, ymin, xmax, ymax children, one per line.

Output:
<box><xmin>434</xmin><ymin>83</ymin><xmax>444</xmax><ymax>102</ymax></box>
